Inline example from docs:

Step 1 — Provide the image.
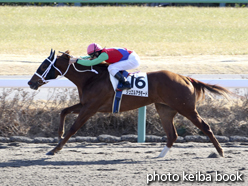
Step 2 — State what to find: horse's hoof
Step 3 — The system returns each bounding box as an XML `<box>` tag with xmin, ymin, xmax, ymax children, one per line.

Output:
<box><xmin>157</xmin><ymin>146</ymin><xmax>170</xmax><ymax>158</ymax></box>
<box><xmin>46</xmin><ymin>151</ymin><xmax>55</xmax><ymax>155</ymax></box>
<box><xmin>219</xmin><ymin>151</ymin><xmax>224</xmax><ymax>157</ymax></box>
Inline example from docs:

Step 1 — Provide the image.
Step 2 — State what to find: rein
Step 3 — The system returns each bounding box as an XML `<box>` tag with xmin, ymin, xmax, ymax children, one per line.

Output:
<box><xmin>35</xmin><ymin>54</ymin><xmax>98</xmax><ymax>84</ymax></box>
<box><xmin>72</xmin><ymin>63</ymin><xmax>98</xmax><ymax>74</ymax></box>
<box><xmin>59</xmin><ymin>51</ymin><xmax>98</xmax><ymax>74</ymax></box>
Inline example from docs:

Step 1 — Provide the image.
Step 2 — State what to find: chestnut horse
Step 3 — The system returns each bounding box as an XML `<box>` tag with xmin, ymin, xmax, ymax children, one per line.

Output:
<box><xmin>28</xmin><ymin>50</ymin><xmax>231</xmax><ymax>157</ymax></box>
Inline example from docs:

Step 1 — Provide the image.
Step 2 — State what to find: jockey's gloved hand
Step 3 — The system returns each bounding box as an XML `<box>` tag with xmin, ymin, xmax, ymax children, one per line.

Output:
<box><xmin>69</xmin><ymin>58</ymin><xmax>78</xmax><ymax>64</ymax></box>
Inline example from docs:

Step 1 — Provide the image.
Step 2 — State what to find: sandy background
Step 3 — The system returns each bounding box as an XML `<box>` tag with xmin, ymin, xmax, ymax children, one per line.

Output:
<box><xmin>0</xmin><ymin>55</ymin><xmax>248</xmax><ymax>185</ymax></box>
<box><xmin>1</xmin><ymin>54</ymin><xmax>248</xmax><ymax>75</ymax></box>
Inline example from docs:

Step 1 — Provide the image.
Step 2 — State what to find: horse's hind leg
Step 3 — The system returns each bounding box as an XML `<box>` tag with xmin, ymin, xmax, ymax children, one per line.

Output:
<box><xmin>182</xmin><ymin>109</ymin><xmax>224</xmax><ymax>157</ymax></box>
<box><xmin>155</xmin><ymin>103</ymin><xmax>178</xmax><ymax>158</ymax></box>
<box><xmin>58</xmin><ymin>103</ymin><xmax>82</xmax><ymax>140</ymax></box>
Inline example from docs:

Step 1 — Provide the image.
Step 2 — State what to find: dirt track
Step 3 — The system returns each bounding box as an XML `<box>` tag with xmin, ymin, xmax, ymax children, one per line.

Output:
<box><xmin>0</xmin><ymin>142</ymin><xmax>247</xmax><ymax>186</ymax></box>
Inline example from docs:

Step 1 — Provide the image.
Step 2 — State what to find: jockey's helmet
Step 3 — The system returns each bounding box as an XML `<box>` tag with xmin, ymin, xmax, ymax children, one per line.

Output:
<box><xmin>87</xmin><ymin>43</ymin><xmax>102</xmax><ymax>55</ymax></box>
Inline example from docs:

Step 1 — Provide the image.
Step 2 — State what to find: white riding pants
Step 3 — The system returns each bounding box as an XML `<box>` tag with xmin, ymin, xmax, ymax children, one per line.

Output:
<box><xmin>108</xmin><ymin>51</ymin><xmax>140</xmax><ymax>76</ymax></box>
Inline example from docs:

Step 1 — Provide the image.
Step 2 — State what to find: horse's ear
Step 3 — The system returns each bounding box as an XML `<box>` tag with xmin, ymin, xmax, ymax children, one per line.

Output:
<box><xmin>49</xmin><ymin>49</ymin><xmax>53</xmax><ymax>59</ymax></box>
<box><xmin>51</xmin><ymin>50</ymin><xmax>55</xmax><ymax>60</ymax></box>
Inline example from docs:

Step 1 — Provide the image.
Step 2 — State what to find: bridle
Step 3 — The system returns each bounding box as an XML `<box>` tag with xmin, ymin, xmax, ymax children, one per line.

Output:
<box><xmin>35</xmin><ymin>52</ymin><xmax>98</xmax><ymax>85</ymax></box>
<box><xmin>35</xmin><ymin>55</ymin><xmax>70</xmax><ymax>84</ymax></box>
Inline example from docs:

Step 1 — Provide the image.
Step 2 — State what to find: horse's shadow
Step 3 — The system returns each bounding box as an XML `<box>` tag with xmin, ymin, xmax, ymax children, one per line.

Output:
<box><xmin>0</xmin><ymin>158</ymin><xmax>145</xmax><ymax>168</ymax></box>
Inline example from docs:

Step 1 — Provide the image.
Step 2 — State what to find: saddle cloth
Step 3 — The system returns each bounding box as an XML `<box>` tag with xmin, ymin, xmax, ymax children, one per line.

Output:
<box><xmin>110</xmin><ymin>71</ymin><xmax>148</xmax><ymax>97</ymax></box>
<box><xmin>110</xmin><ymin>71</ymin><xmax>148</xmax><ymax>113</ymax></box>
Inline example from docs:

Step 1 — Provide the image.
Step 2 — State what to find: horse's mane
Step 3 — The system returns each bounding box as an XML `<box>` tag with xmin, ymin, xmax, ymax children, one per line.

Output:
<box><xmin>94</xmin><ymin>63</ymin><xmax>109</xmax><ymax>68</ymax></box>
<box><xmin>58</xmin><ymin>50</ymin><xmax>109</xmax><ymax>70</ymax></box>
<box><xmin>57</xmin><ymin>51</ymin><xmax>109</xmax><ymax>74</ymax></box>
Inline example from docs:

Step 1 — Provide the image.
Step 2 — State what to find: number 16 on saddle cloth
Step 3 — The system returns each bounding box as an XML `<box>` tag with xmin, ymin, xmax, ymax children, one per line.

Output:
<box><xmin>123</xmin><ymin>72</ymin><xmax>148</xmax><ymax>97</ymax></box>
<box><xmin>111</xmin><ymin>72</ymin><xmax>148</xmax><ymax>113</ymax></box>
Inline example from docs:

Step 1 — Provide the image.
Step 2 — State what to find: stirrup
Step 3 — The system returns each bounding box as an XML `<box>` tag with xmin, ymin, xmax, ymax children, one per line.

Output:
<box><xmin>118</xmin><ymin>82</ymin><xmax>131</xmax><ymax>91</ymax></box>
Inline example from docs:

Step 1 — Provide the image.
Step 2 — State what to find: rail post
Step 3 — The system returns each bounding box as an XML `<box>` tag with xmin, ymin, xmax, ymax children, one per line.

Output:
<box><xmin>138</xmin><ymin>106</ymin><xmax>146</xmax><ymax>143</ymax></box>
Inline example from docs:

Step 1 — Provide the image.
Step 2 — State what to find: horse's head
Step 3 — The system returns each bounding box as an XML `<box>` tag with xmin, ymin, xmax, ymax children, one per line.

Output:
<box><xmin>28</xmin><ymin>49</ymin><xmax>61</xmax><ymax>90</ymax></box>
<box><xmin>28</xmin><ymin>49</ymin><xmax>99</xmax><ymax>90</ymax></box>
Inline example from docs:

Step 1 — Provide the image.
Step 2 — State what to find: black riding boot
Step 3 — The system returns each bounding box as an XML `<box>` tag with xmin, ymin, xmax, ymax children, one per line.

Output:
<box><xmin>114</xmin><ymin>72</ymin><xmax>131</xmax><ymax>90</ymax></box>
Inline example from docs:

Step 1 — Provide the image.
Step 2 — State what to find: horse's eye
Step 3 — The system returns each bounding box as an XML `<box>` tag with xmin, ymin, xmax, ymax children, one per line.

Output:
<box><xmin>41</xmin><ymin>64</ymin><xmax>48</xmax><ymax>71</ymax></box>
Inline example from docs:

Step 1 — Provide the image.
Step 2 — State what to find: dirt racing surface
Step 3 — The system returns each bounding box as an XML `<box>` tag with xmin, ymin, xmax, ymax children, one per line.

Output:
<box><xmin>0</xmin><ymin>142</ymin><xmax>247</xmax><ymax>186</ymax></box>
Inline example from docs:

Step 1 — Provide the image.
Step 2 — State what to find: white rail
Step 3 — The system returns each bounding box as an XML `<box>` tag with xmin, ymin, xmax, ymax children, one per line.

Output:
<box><xmin>0</xmin><ymin>79</ymin><xmax>248</xmax><ymax>88</ymax></box>
<box><xmin>0</xmin><ymin>79</ymin><xmax>75</xmax><ymax>88</ymax></box>
<box><xmin>1</xmin><ymin>78</ymin><xmax>247</xmax><ymax>143</ymax></box>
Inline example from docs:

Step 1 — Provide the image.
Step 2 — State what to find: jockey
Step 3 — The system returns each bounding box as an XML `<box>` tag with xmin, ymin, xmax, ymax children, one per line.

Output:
<box><xmin>69</xmin><ymin>43</ymin><xmax>140</xmax><ymax>90</ymax></box>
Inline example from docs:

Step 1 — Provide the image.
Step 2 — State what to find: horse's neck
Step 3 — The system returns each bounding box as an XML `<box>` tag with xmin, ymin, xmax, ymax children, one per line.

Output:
<box><xmin>56</xmin><ymin>58</ymin><xmax>109</xmax><ymax>88</ymax></box>
<box><xmin>65</xmin><ymin>67</ymin><xmax>93</xmax><ymax>87</ymax></box>
<box><xmin>64</xmin><ymin>64</ymin><xmax>108</xmax><ymax>88</ymax></box>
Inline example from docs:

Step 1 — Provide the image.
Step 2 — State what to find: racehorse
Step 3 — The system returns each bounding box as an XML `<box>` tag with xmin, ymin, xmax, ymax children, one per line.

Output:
<box><xmin>28</xmin><ymin>49</ymin><xmax>231</xmax><ymax>157</ymax></box>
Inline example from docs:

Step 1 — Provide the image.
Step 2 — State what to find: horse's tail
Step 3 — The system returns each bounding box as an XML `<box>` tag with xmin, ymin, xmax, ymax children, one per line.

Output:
<box><xmin>188</xmin><ymin>77</ymin><xmax>231</xmax><ymax>101</ymax></box>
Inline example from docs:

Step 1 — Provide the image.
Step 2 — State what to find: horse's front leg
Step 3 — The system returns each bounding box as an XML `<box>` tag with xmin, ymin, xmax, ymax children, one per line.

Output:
<box><xmin>47</xmin><ymin>104</ymin><xmax>98</xmax><ymax>155</ymax></box>
<box><xmin>58</xmin><ymin>103</ymin><xmax>82</xmax><ymax>140</ymax></box>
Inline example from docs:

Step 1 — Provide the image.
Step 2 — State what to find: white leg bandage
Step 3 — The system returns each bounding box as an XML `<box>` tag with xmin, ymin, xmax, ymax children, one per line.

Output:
<box><xmin>158</xmin><ymin>145</ymin><xmax>170</xmax><ymax>158</ymax></box>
